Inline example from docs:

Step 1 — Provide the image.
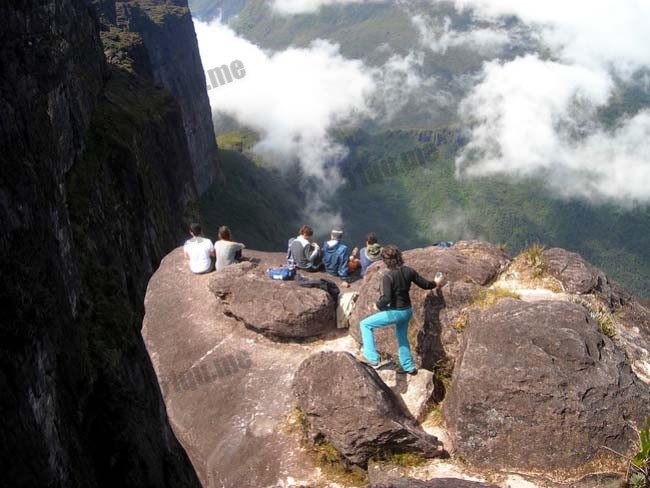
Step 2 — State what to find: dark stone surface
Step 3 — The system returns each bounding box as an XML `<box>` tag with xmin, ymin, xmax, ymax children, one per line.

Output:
<box><xmin>443</xmin><ymin>298</ymin><xmax>650</xmax><ymax>471</ymax></box>
<box><xmin>368</xmin><ymin>478</ymin><xmax>498</xmax><ymax>488</ymax></box>
<box><xmin>121</xmin><ymin>0</ymin><xmax>220</xmax><ymax>193</ymax></box>
<box><xmin>542</xmin><ymin>248</ymin><xmax>602</xmax><ymax>294</ymax></box>
<box><xmin>293</xmin><ymin>351</ymin><xmax>445</xmax><ymax>466</ymax></box>
<box><xmin>349</xmin><ymin>242</ymin><xmax>510</xmax><ymax>369</ymax></box>
<box><xmin>209</xmin><ymin>262</ymin><xmax>338</xmax><ymax>339</ymax></box>
<box><xmin>0</xmin><ymin>0</ymin><xmax>211</xmax><ymax>485</ymax></box>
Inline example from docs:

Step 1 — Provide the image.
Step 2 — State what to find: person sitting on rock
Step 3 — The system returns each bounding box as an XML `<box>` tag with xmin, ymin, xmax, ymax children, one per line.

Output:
<box><xmin>183</xmin><ymin>223</ymin><xmax>215</xmax><ymax>274</ymax></box>
<box><xmin>348</xmin><ymin>246</ymin><xmax>361</xmax><ymax>274</ymax></box>
<box><xmin>322</xmin><ymin>229</ymin><xmax>351</xmax><ymax>284</ymax></box>
<box><xmin>358</xmin><ymin>245</ymin><xmax>443</xmax><ymax>375</ymax></box>
<box><xmin>360</xmin><ymin>232</ymin><xmax>382</xmax><ymax>277</ymax></box>
<box><xmin>214</xmin><ymin>225</ymin><xmax>245</xmax><ymax>271</ymax></box>
<box><xmin>288</xmin><ymin>225</ymin><xmax>323</xmax><ymax>271</ymax></box>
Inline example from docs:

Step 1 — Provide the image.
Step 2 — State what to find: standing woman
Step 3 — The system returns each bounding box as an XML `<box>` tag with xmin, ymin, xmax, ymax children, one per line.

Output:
<box><xmin>359</xmin><ymin>245</ymin><xmax>443</xmax><ymax>375</ymax></box>
<box><xmin>214</xmin><ymin>225</ymin><xmax>245</xmax><ymax>271</ymax></box>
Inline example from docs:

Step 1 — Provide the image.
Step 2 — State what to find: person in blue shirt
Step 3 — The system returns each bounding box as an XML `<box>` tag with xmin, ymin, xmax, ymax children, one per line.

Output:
<box><xmin>322</xmin><ymin>229</ymin><xmax>350</xmax><ymax>283</ymax></box>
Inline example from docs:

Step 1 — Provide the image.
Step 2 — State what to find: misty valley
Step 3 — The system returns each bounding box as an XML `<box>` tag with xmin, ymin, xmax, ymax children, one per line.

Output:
<box><xmin>3</xmin><ymin>0</ymin><xmax>650</xmax><ymax>488</ymax></box>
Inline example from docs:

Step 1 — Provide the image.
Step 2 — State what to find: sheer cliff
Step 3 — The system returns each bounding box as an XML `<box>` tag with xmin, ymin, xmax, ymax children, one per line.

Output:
<box><xmin>0</xmin><ymin>0</ymin><xmax>215</xmax><ymax>485</ymax></box>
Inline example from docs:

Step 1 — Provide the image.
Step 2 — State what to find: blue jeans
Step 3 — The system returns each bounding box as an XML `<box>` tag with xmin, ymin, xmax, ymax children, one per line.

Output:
<box><xmin>360</xmin><ymin>307</ymin><xmax>415</xmax><ymax>371</ymax></box>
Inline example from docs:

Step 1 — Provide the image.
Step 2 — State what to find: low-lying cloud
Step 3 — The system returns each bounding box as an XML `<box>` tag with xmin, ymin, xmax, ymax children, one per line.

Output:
<box><xmin>196</xmin><ymin>0</ymin><xmax>650</xmax><ymax>208</ymax></box>
<box><xmin>412</xmin><ymin>14</ymin><xmax>511</xmax><ymax>55</ymax></box>
<box><xmin>442</xmin><ymin>0</ymin><xmax>650</xmax><ymax>204</ymax></box>
<box><xmin>194</xmin><ymin>19</ymin><xmax>429</xmax><ymax>231</ymax></box>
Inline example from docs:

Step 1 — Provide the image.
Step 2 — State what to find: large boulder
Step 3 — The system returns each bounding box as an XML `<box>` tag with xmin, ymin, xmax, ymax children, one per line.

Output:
<box><xmin>293</xmin><ymin>352</ymin><xmax>445</xmax><ymax>466</ymax></box>
<box><xmin>542</xmin><ymin>248</ymin><xmax>603</xmax><ymax>294</ymax></box>
<box><xmin>209</xmin><ymin>262</ymin><xmax>337</xmax><ymax>339</ymax></box>
<box><xmin>542</xmin><ymin>248</ymin><xmax>650</xmax><ymax>386</ymax></box>
<box><xmin>349</xmin><ymin>242</ymin><xmax>511</xmax><ymax>369</ymax></box>
<box><xmin>443</xmin><ymin>298</ymin><xmax>650</xmax><ymax>471</ymax></box>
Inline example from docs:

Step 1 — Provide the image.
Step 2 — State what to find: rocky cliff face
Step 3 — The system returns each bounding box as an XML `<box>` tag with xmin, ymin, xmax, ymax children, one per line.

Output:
<box><xmin>96</xmin><ymin>0</ymin><xmax>220</xmax><ymax>194</ymax></box>
<box><xmin>0</xmin><ymin>0</ymin><xmax>215</xmax><ymax>485</ymax></box>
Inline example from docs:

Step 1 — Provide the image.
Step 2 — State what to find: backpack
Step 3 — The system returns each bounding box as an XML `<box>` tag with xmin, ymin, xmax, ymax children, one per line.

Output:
<box><xmin>268</xmin><ymin>266</ymin><xmax>296</xmax><ymax>281</ymax></box>
<box><xmin>296</xmin><ymin>277</ymin><xmax>340</xmax><ymax>299</ymax></box>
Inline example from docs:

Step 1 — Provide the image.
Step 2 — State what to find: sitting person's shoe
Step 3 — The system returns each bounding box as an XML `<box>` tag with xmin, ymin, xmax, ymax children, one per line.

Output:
<box><xmin>396</xmin><ymin>367</ymin><xmax>418</xmax><ymax>376</ymax></box>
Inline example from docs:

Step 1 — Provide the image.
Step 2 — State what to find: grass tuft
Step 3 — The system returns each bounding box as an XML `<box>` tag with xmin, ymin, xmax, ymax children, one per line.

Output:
<box><xmin>374</xmin><ymin>451</ymin><xmax>428</xmax><ymax>468</ymax></box>
<box><xmin>470</xmin><ymin>287</ymin><xmax>521</xmax><ymax>309</ymax></box>
<box><xmin>284</xmin><ymin>407</ymin><xmax>368</xmax><ymax>486</ymax></box>
<box><xmin>521</xmin><ymin>243</ymin><xmax>547</xmax><ymax>278</ymax></box>
<box><xmin>451</xmin><ymin>310</ymin><xmax>469</xmax><ymax>332</ymax></box>
<box><xmin>569</xmin><ymin>297</ymin><xmax>617</xmax><ymax>338</ymax></box>
<box><xmin>313</xmin><ymin>439</ymin><xmax>368</xmax><ymax>486</ymax></box>
<box><xmin>422</xmin><ymin>403</ymin><xmax>443</xmax><ymax>427</ymax></box>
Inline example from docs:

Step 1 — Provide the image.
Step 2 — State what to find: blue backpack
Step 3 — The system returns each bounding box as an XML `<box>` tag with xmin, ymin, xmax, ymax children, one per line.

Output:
<box><xmin>268</xmin><ymin>266</ymin><xmax>296</xmax><ymax>281</ymax></box>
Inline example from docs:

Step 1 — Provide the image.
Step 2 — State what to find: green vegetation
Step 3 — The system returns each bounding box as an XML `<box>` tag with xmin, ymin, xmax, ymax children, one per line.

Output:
<box><xmin>198</xmin><ymin>125</ymin><xmax>650</xmax><ymax>297</ymax></box>
<box><xmin>569</xmin><ymin>296</ymin><xmax>618</xmax><ymax>338</ymax></box>
<box><xmin>190</xmin><ymin>0</ymin><xmax>650</xmax><ymax>298</ymax></box>
<box><xmin>451</xmin><ymin>311</ymin><xmax>470</xmax><ymax>332</ymax></box>
<box><xmin>285</xmin><ymin>407</ymin><xmax>368</xmax><ymax>487</ymax></box>
<box><xmin>469</xmin><ymin>287</ymin><xmax>521</xmax><ymax>309</ymax></box>
<box><xmin>334</xmin><ymin>129</ymin><xmax>650</xmax><ymax>298</ymax></box>
<box><xmin>200</xmin><ymin>134</ymin><xmax>302</xmax><ymax>249</ymax></box>
<box><xmin>225</xmin><ymin>0</ymin><xmax>421</xmax><ymax>65</ymax></box>
<box><xmin>595</xmin><ymin>309</ymin><xmax>617</xmax><ymax>338</ymax></box>
<box><xmin>374</xmin><ymin>451</ymin><xmax>427</xmax><ymax>468</ymax></box>
<box><xmin>520</xmin><ymin>244</ymin><xmax>547</xmax><ymax>279</ymax></box>
<box><xmin>312</xmin><ymin>439</ymin><xmax>368</xmax><ymax>486</ymax></box>
<box><xmin>216</xmin><ymin>129</ymin><xmax>259</xmax><ymax>152</ymax></box>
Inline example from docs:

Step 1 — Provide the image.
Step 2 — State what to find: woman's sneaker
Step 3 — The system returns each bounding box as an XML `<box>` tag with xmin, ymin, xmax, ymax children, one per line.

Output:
<box><xmin>355</xmin><ymin>354</ymin><xmax>394</xmax><ymax>370</ymax></box>
<box><xmin>396</xmin><ymin>367</ymin><xmax>418</xmax><ymax>376</ymax></box>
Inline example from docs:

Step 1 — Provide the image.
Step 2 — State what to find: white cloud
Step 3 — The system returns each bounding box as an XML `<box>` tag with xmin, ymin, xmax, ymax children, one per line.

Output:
<box><xmin>195</xmin><ymin>20</ymin><xmax>376</xmax><ymax>230</ymax></box>
<box><xmin>196</xmin><ymin>1</ymin><xmax>650</xmax><ymax>207</ymax></box>
<box><xmin>369</xmin><ymin>51</ymin><xmax>434</xmax><ymax>122</ymax></box>
<box><xmin>431</xmin><ymin>207</ymin><xmax>484</xmax><ymax>241</ymax></box>
<box><xmin>412</xmin><ymin>14</ymin><xmax>511</xmax><ymax>55</ymax></box>
<box><xmin>441</xmin><ymin>0</ymin><xmax>650</xmax><ymax>204</ymax></box>
<box><xmin>453</xmin><ymin>0</ymin><xmax>650</xmax><ymax>75</ymax></box>
<box><xmin>194</xmin><ymin>19</ymin><xmax>430</xmax><ymax>230</ymax></box>
<box><xmin>195</xmin><ymin>21</ymin><xmax>374</xmax><ymax>177</ymax></box>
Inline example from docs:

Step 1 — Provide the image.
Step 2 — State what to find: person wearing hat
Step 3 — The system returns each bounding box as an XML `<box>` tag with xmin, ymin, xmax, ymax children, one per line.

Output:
<box><xmin>322</xmin><ymin>229</ymin><xmax>351</xmax><ymax>283</ymax></box>
<box><xmin>359</xmin><ymin>232</ymin><xmax>382</xmax><ymax>277</ymax></box>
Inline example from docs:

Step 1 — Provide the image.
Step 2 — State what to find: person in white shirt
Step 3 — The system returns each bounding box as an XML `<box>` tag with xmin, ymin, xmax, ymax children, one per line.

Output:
<box><xmin>214</xmin><ymin>225</ymin><xmax>245</xmax><ymax>271</ymax></box>
<box><xmin>183</xmin><ymin>223</ymin><xmax>215</xmax><ymax>274</ymax></box>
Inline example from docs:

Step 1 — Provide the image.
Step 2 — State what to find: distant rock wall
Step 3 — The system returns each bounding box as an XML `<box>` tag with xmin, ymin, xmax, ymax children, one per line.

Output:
<box><xmin>101</xmin><ymin>0</ymin><xmax>220</xmax><ymax>194</ymax></box>
<box><xmin>0</xmin><ymin>0</ymin><xmax>212</xmax><ymax>485</ymax></box>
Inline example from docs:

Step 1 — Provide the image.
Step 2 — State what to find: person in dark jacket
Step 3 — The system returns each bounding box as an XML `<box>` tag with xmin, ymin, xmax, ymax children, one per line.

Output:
<box><xmin>359</xmin><ymin>245</ymin><xmax>443</xmax><ymax>374</ymax></box>
<box><xmin>322</xmin><ymin>229</ymin><xmax>350</xmax><ymax>281</ymax></box>
<box><xmin>359</xmin><ymin>232</ymin><xmax>382</xmax><ymax>277</ymax></box>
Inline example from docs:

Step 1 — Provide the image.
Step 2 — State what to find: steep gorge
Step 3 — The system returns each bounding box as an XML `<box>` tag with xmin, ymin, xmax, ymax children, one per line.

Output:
<box><xmin>0</xmin><ymin>0</ymin><xmax>217</xmax><ymax>485</ymax></box>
